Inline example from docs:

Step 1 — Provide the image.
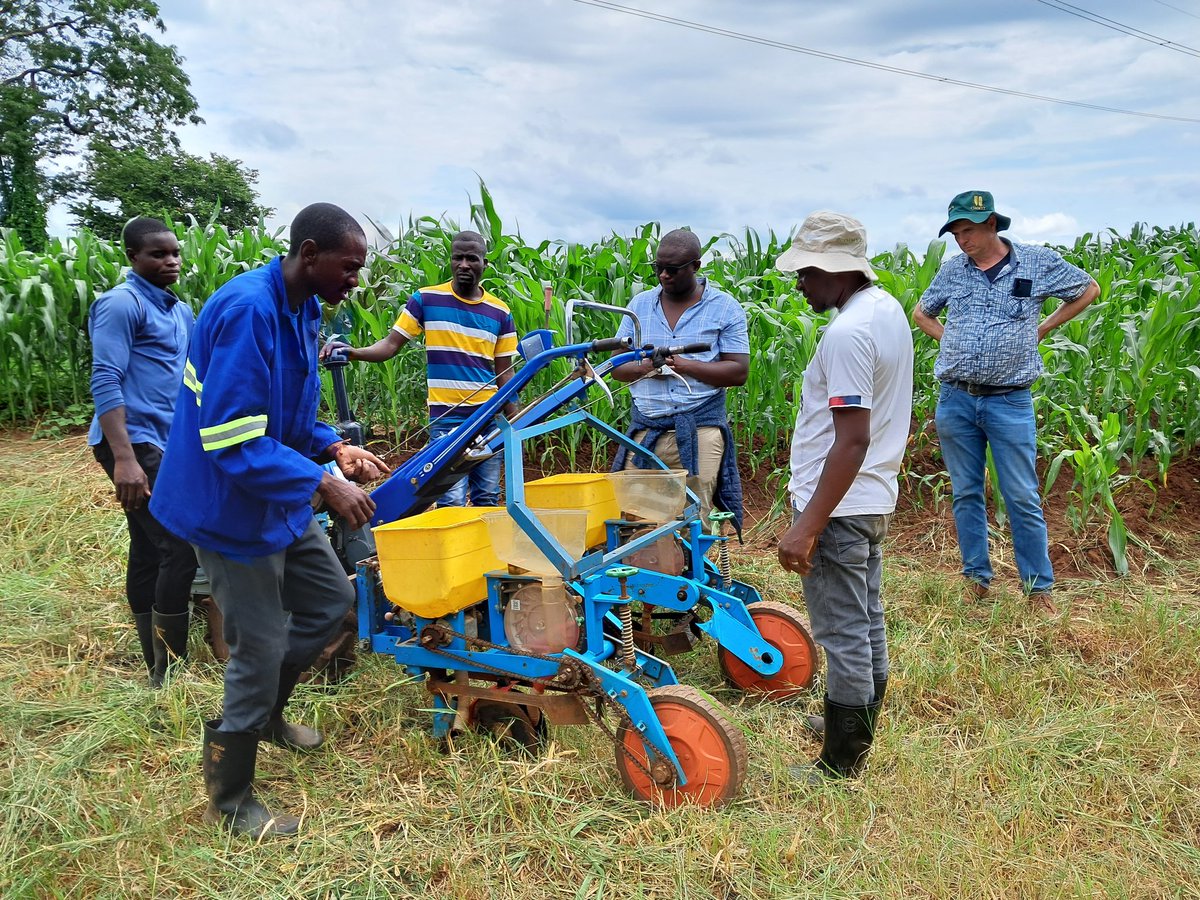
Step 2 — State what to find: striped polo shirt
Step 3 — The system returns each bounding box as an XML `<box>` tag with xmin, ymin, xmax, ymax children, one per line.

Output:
<box><xmin>392</xmin><ymin>282</ymin><xmax>518</xmax><ymax>420</ymax></box>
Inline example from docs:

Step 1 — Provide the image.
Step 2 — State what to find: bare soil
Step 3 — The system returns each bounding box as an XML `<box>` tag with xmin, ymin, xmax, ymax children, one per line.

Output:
<box><xmin>41</xmin><ymin>417</ymin><xmax>1198</xmax><ymax>582</ymax></box>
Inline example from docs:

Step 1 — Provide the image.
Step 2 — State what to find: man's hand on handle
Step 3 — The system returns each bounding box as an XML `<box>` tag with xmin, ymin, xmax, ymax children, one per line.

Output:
<box><xmin>319</xmin><ymin>339</ymin><xmax>354</xmax><ymax>362</ymax></box>
<box><xmin>333</xmin><ymin>443</ymin><xmax>390</xmax><ymax>482</ymax></box>
<box><xmin>317</xmin><ymin>474</ymin><xmax>376</xmax><ymax>530</ymax></box>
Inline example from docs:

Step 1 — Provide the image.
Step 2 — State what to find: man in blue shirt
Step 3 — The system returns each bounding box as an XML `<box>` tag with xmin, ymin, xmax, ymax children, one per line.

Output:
<box><xmin>611</xmin><ymin>229</ymin><xmax>750</xmax><ymax>531</ymax></box>
<box><xmin>152</xmin><ymin>203</ymin><xmax>389</xmax><ymax>838</ymax></box>
<box><xmin>89</xmin><ymin>217</ymin><xmax>197</xmax><ymax>688</ymax></box>
<box><xmin>914</xmin><ymin>191</ymin><xmax>1099</xmax><ymax>615</ymax></box>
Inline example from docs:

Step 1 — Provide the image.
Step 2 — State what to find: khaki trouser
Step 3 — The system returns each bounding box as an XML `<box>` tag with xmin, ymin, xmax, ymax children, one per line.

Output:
<box><xmin>625</xmin><ymin>427</ymin><xmax>724</xmax><ymax>521</ymax></box>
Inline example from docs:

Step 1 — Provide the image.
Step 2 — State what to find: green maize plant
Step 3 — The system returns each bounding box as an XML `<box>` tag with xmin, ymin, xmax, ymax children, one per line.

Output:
<box><xmin>0</xmin><ymin>229</ymin><xmax>123</xmax><ymax>423</ymax></box>
<box><xmin>1034</xmin><ymin>223</ymin><xmax>1200</xmax><ymax>571</ymax></box>
<box><xmin>873</xmin><ymin>240</ymin><xmax>947</xmax><ymax>444</ymax></box>
<box><xmin>175</xmin><ymin>217</ymin><xmax>287</xmax><ymax>304</ymax></box>
<box><xmin>3</xmin><ymin>189</ymin><xmax>1198</xmax><ymax>572</ymax></box>
<box><xmin>0</xmin><ymin>218</ymin><xmax>286</xmax><ymax>425</ymax></box>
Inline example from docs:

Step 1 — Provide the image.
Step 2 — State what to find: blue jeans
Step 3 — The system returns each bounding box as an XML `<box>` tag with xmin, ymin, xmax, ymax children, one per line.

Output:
<box><xmin>428</xmin><ymin>420</ymin><xmax>503</xmax><ymax>507</ymax></box>
<box><xmin>798</xmin><ymin>511</ymin><xmax>891</xmax><ymax>707</ymax></box>
<box><xmin>934</xmin><ymin>383</ymin><xmax>1053</xmax><ymax>593</ymax></box>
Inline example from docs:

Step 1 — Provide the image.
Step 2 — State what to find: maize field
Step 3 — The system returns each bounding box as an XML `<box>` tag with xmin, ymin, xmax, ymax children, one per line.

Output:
<box><xmin>1</xmin><ymin>186</ymin><xmax>1198</xmax><ymax>572</ymax></box>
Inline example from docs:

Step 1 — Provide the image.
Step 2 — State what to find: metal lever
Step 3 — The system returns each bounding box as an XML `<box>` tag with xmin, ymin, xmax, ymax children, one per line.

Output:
<box><xmin>564</xmin><ymin>298</ymin><xmax>642</xmax><ymax>348</ymax></box>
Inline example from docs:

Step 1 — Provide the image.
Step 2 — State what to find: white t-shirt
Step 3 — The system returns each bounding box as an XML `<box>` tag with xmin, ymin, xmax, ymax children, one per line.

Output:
<box><xmin>788</xmin><ymin>284</ymin><xmax>914</xmax><ymax>516</ymax></box>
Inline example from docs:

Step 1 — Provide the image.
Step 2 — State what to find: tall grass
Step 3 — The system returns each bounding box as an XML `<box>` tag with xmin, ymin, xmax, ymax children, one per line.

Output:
<box><xmin>2</xmin><ymin>435</ymin><xmax>1199</xmax><ymax>898</ymax></box>
<box><xmin>2</xmin><ymin>189</ymin><xmax>1197</xmax><ymax>568</ymax></box>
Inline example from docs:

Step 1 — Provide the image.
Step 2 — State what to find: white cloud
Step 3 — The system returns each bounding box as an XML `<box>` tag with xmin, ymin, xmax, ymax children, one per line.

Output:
<box><xmin>48</xmin><ymin>0</ymin><xmax>1200</xmax><ymax>257</ymax></box>
<box><xmin>1010</xmin><ymin>212</ymin><xmax>1081</xmax><ymax>245</ymax></box>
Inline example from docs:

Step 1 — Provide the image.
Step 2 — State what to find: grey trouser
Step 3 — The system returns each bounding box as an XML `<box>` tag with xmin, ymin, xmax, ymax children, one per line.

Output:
<box><xmin>193</xmin><ymin>517</ymin><xmax>354</xmax><ymax>734</ymax></box>
<box><xmin>797</xmin><ymin>511</ymin><xmax>891</xmax><ymax>707</ymax></box>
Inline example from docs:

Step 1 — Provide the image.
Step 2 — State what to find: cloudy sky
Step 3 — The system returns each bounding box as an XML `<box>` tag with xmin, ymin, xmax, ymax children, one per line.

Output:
<box><xmin>118</xmin><ymin>0</ymin><xmax>1200</xmax><ymax>253</ymax></box>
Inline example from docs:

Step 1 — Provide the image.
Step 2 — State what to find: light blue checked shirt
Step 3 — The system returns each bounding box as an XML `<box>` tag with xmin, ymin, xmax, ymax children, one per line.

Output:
<box><xmin>616</xmin><ymin>279</ymin><xmax>750</xmax><ymax>417</ymax></box>
<box><xmin>919</xmin><ymin>240</ymin><xmax>1092</xmax><ymax>386</ymax></box>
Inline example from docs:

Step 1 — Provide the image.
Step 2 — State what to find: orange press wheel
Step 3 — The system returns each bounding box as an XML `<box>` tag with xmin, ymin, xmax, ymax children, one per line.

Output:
<box><xmin>614</xmin><ymin>685</ymin><xmax>747</xmax><ymax>808</ymax></box>
<box><xmin>717</xmin><ymin>600</ymin><xmax>819</xmax><ymax>699</ymax></box>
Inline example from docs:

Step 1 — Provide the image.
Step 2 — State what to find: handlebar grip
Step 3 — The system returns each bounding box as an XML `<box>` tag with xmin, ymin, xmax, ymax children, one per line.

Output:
<box><xmin>669</xmin><ymin>342</ymin><xmax>711</xmax><ymax>355</ymax></box>
<box><xmin>322</xmin><ymin>348</ymin><xmax>352</xmax><ymax>367</ymax></box>
<box><xmin>590</xmin><ymin>336</ymin><xmax>633</xmax><ymax>353</ymax></box>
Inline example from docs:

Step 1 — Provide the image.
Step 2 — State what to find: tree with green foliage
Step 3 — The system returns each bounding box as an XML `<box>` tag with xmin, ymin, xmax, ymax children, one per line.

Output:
<box><xmin>70</xmin><ymin>141</ymin><xmax>273</xmax><ymax>235</ymax></box>
<box><xmin>0</xmin><ymin>83</ymin><xmax>47</xmax><ymax>248</ymax></box>
<box><xmin>0</xmin><ymin>0</ymin><xmax>201</xmax><ymax>248</ymax></box>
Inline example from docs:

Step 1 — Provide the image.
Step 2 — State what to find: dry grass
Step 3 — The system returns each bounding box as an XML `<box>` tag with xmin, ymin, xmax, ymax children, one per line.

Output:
<box><xmin>2</xmin><ymin>434</ymin><xmax>1198</xmax><ymax>899</ymax></box>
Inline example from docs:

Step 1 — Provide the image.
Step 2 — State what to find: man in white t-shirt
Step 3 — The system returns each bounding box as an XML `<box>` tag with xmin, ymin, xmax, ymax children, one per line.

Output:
<box><xmin>776</xmin><ymin>211</ymin><xmax>914</xmax><ymax>782</ymax></box>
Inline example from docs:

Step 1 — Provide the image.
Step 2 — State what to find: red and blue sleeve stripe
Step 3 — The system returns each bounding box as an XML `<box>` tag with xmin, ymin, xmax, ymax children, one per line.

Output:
<box><xmin>828</xmin><ymin>395</ymin><xmax>864</xmax><ymax>407</ymax></box>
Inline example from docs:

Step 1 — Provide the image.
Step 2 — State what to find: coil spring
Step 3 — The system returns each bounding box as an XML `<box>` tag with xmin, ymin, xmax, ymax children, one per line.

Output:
<box><xmin>716</xmin><ymin>538</ymin><xmax>732</xmax><ymax>589</ymax></box>
<box><xmin>618</xmin><ymin>604</ymin><xmax>635</xmax><ymax>667</ymax></box>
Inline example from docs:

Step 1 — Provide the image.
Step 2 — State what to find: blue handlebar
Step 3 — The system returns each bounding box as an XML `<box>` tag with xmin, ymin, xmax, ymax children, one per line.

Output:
<box><xmin>367</xmin><ymin>336</ymin><xmax>665</xmax><ymax>524</ymax></box>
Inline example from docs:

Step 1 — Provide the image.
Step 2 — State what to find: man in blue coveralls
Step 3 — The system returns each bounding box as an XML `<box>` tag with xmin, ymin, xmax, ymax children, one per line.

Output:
<box><xmin>152</xmin><ymin>203</ymin><xmax>389</xmax><ymax>838</ymax></box>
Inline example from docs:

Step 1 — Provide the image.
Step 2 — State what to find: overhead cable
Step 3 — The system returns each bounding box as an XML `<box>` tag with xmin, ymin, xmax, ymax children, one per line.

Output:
<box><xmin>1033</xmin><ymin>0</ymin><xmax>1200</xmax><ymax>58</ymax></box>
<box><xmin>1146</xmin><ymin>0</ymin><xmax>1200</xmax><ymax>22</ymax></box>
<box><xmin>568</xmin><ymin>0</ymin><xmax>1200</xmax><ymax>125</ymax></box>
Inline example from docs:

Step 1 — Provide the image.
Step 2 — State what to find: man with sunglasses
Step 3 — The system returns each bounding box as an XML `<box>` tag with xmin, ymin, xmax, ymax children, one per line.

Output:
<box><xmin>611</xmin><ymin>229</ymin><xmax>750</xmax><ymax>533</ymax></box>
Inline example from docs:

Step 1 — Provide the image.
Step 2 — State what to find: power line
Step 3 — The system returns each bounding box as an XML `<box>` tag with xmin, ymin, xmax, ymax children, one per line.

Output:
<box><xmin>568</xmin><ymin>0</ymin><xmax>1200</xmax><ymax>125</ymax></box>
<box><xmin>1032</xmin><ymin>0</ymin><xmax>1200</xmax><ymax>57</ymax></box>
<box><xmin>1147</xmin><ymin>0</ymin><xmax>1200</xmax><ymax>22</ymax></box>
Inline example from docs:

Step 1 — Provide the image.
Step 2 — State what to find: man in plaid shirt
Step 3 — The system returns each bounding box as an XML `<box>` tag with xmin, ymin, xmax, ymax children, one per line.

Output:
<box><xmin>914</xmin><ymin>191</ymin><xmax>1099</xmax><ymax>615</ymax></box>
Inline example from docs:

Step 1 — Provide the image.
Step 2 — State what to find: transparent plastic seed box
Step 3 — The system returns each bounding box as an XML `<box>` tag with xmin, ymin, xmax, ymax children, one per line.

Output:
<box><xmin>605</xmin><ymin>468</ymin><xmax>689</xmax><ymax>523</ymax></box>
<box><xmin>482</xmin><ymin>508</ymin><xmax>589</xmax><ymax>577</ymax></box>
<box><xmin>523</xmin><ymin>473</ymin><xmax>620</xmax><ymax>549</ymax></box>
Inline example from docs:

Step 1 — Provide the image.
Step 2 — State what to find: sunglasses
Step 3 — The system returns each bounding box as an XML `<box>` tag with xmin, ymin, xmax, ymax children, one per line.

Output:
<box><xmin>653</xmin><ymin>258</ymin><xmax>700</xmax><ymax>277</ymax></box>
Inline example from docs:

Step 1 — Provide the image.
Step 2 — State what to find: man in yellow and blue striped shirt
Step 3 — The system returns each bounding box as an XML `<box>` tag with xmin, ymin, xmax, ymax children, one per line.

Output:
<box><xmin>322</xmin><ymin>230</ymin><xmax>518</xmax><ymax>506</ymax></box>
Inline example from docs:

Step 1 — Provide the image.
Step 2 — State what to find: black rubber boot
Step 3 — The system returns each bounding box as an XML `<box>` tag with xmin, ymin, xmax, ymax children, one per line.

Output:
<box><xmin>150</xmin><ymin>608</ymin><xmax>190</xmax><ymax>687</ymax></box>
<box><xmin>804</xmin><ymin>676</ymin><xmax>887</xmax><ymax>738</ymax></box>
<box><xmin>202</xmin><ymin>719</ymin><xmax>299</xmax><ymax>837</ymax></box>
<box><xmin>132</xmin><ymin>612</ymin><xmax>156</xmax><ymax>680</ymax></box>
<box><xmin>259</xmin><ymin>664</ymin><xmax>324</xmax><ymax>751</ymax></box>
<box><xmin>795</xmin><ymin>696</ymin><xmax>881</xmax><ymax>783</ymax></box>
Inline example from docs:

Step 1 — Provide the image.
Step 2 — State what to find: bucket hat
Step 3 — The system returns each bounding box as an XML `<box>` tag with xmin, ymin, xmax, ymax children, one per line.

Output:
<box><xmin>775</xmin><ymin>211</ymin><xmax>876</xmax><ymax>281</ymax></box>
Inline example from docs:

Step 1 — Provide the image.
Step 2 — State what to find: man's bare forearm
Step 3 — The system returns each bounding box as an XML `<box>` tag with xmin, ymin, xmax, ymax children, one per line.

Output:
<box><xmin>913</xmin><ymin>307</ymin><xmax>943</xmax><ymax>341</ymax></box>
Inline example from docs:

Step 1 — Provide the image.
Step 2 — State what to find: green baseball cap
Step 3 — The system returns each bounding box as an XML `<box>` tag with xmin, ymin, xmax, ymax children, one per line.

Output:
<box><xmin>938</xmin><ymin>190</ymin><xmax>1011</xmax><ymax>236</ymax></box>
